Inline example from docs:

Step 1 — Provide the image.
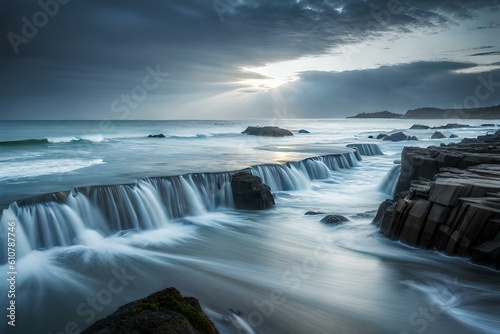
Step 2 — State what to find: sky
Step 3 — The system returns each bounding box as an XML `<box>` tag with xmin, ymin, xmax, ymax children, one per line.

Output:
<box><xmin>0</xmin><ymin>0</ymin><xmax>500</xmax><ymax>120</ymax></box>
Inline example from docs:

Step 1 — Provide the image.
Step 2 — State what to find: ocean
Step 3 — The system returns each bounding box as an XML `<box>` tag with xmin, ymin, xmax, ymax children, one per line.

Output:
<box><xmin>1</xmin><ymin>119</ymin><xmax>499</xmax><ymax>334</ymax></box>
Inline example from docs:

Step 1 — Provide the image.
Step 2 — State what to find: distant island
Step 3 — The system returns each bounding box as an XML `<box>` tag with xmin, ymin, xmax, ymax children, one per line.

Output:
<box><xmin>346</xmin><ymin>111</ymin><xmax>403</xmax><ymax>118</ymax></box>
<box><xmin>348</xmin><ymin>104</ymin><xmax>500</xmax><ymax>119</ymax></box>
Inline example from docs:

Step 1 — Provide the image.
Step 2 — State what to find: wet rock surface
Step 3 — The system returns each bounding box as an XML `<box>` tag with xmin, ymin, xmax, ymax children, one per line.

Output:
<box><xmin>375</xmin><ymin>132</ymin><xmax>500</xmax><ymax>269</ymax></box>
<box><xmin>231</xmin><ymin>172</ymin><xmax>275</xmax><ymax>210</ymax></box>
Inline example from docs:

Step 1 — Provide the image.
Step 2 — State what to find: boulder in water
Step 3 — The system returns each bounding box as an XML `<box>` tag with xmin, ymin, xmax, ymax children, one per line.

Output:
<box><xmin>231</xmin><ymin>172</ymin><xmax>275</xmax><ymax>210</ymax></box>
<box><xmin>298</xmin><ymin>129</ymin><xmax>310</xmax><ymax>134</ymax></box>
<box><xmin>376</xmin><ymin>134</ymin><xmax>388</xmax><ymax>140</ymax></box>
<box><xmin>431</xmin><ymin>131</ymin><xmax>446</xmax><ymax>139</ymax></box>
<box><xmin>148</xmin><ymin>134</ymin><xmax>166</xmax><ymax>138</ymax></box>
<box><xmin>242</xmin><ymin>126</ymin><xmax>293</xmax><ymax>137</ymax></box>
<box><xmin>450</xmin><ymin>134</ymin><xmax>458</xmax><ymax>138</ymax></box>
<box><xmin>382</xmin><ymin>132</ymin><xmax>418</xmax><ymax>142</ymax></box>
<box><xmin>82</xmin><ymin>287</ymin><xmax>219</xmax><ymax>334</ymax></box>
<box><xmin>320</xmin><ymin>214</ymin><xmax>349</xmax><ymax>224</ymax></box>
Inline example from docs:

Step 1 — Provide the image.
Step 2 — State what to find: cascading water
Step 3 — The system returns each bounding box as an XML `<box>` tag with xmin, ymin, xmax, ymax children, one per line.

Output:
<box><xmin>0</xmin><ymin>173</ymin><xmax>235</xmax><ymax>263</ymax></box>
<box><xmin>251</xmin><ymin>152</ymin><xmax>361</xmax><ymax>192</ymax></box>
<box><xmin>380</xmin><ymin>164</ymin><xmax>401</xmax><ymax>197</ymax></box>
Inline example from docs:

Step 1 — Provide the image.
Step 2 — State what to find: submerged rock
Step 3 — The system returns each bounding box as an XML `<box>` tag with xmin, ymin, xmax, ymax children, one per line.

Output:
<box><xmin>148</xmin><ymin>134</ymin><xmax>166</xmax><ymax>138</ymax></box>
<box><xmin>231</xmin><ymin>172</ymin><xmax>275</xmax><ymax>210</ymax></box>
<box><xmin>410</xmin><ymin>124</ymin><xmax>430</xmax><ymax>130</ymax></box>
<box><xmin>450</xmin><ymin>134</ymin><xmax>458</xmax><ymax>138</ymax></box>
<box><xmin>320</xmin><ymin>214</ymin><xmax>349</xmax><ymax>224</ymax></box>
<box><xmin>82</xmin><ymin>287</ymin><xmax>219</xmax><ymax>334</ymax></box>
<box><xmin>298</xmin><ymin>129</ymin><xmax>310</xmax><ymax>134</ymax></box>
<box><xmin>431</xmin><ymin>131</ymin><xmax>446</xmax><ymax>139</ymax></box>
<box><xmin>242</xmin><ymin>126</ymin><xmax>293</xmax><ymax>137</ymax></box>
<box><xmin>305</xmin><ymin>211</ymin><xmax>325</xmax><ymax>215</ymax></box>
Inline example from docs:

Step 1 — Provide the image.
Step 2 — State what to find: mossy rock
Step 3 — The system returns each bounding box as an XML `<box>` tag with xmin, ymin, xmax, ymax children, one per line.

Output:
<box><xmin>82</xmin><ymin>287</ymin><xmax>219</xmax><ymax>334</ymax></box>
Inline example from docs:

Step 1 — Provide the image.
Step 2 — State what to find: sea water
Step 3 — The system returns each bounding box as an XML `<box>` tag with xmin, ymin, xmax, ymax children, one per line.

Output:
<box><xmin>0</xmin><ymin>119</ymin><xmax>499</xmax><ymax>333</ymax></box>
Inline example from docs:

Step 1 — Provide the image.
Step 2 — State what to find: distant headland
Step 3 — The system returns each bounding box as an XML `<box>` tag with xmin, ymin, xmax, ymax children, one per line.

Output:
<box><xmin>348</xmin><ymin>104</ymin><xmax>500</xmax><ymax>119</ymax></box>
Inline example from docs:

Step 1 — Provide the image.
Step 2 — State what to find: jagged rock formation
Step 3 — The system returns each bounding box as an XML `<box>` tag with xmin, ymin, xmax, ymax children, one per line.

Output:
<box><xmin>242</xmin><ymin>126</ymin><xmax>293</xmax><ymax>137</ymax></box>
<box><xmin>231</xmin><ymin>172</ymin><xmax>275</xmax><ymax>210</ymax></box>
<box><xmin>82</xmin><ymin>287</ymin><xmax>219</xmax><ymax>334</ymax></box>
<box><xmin>374</xmin><ymin>132</ymin><xmax>500</xmax><ymax>269</ymax></box>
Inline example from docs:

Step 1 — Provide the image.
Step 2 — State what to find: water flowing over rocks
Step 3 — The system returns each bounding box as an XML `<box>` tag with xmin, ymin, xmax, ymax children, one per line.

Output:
<box><xmin>346</xmin><ymin>143</ymin><xmax>383</xmax><ymax>156</ymax></box>
<box><xmin>374</xmin><ymin>133</ymin><xmax>500</xmax><ymax>269</ymax></box>
<box><xmin>242</xmin><ymin>126</ymin><xmax>293</xmax><ymax>137</ymax></box>
<box><xmin>82</xmin><ymin>287</ymin><xmax>219</xmax><ymax>334</ymax></box>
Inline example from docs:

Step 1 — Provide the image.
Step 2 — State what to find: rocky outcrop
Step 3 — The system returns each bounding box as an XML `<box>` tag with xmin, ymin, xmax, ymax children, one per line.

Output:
<box><xmin>242</xmin><ymin>126</ymin><xmax>293</xmax><ymax>137</ymax></box>
<box><xmin>375</xmin><ymin>133</ymin><xmax>500</xmax><ymax>269</ymax></box>
<box><xmin>231</xmin><ymin>172</ymin><xmax>275</xmax><ymax>210</ymax></box>
<box><xmin>346</xmin><ymin>144</ymin><xmax>383</xmax><ymax>156</ymax></box>
<box><xmin>431</xmin><ymin>131</ymin><xmax>446</xmax><ymax>139</ymax></box>
<box><xmin>382</xmin><ymin>132</ymin><xmax>418</xmax><ymax>142</ymax></box>
<box><xmin>82</xmin><ymin>287</ymin><xmax>219</xmax><ymax>334</ymax></box>
<box><xmin>148</xmin><ymin>134</ymin><xmax>166</xmax><ymax>138</ymax></box>
<box><xmin>298</xmin><ymin>129</ymin><xmax>310</xmax><ymax>134</ymax></box>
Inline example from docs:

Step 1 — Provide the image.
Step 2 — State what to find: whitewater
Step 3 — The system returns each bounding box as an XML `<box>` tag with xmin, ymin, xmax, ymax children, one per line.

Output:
<box><xmin>0</xmin><ymin>119</ymin><xmax>499</xmax><ymax>334</ymax></box>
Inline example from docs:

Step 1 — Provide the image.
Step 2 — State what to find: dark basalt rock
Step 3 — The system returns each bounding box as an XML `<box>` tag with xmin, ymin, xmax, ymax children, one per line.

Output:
<box><xmin>450</xmin><ymin>134</ymin><xmax>458</xmax><ymax>138</ymax></box>
<box><xmin>377</xmin><ymin>134</ymin><xmax>388</xmax><ymax>140</ymax></box>
<box><xmin>431</xmin><ymin>131</ymin><xmax>446</xmax><ymax>139</ymax></box>
<box><xmin>298</xmin><ymin>129</ymin><xmax>310</xmax><ymax>134</ymax></box>
<box><xmin>382</xmin><ymin>132</ymin><xmax>418</xmax><ymax>142</ymax></box>
<box><xmin>377</xmin><ymin>131</ymin><xmax>500</xmax><ymax>269</ymax></box>
<box><xmin>82</xmin><ymin>287</ymin><xmax>219</xmax><ymax>334</ymax></box>
<box><xmin>231</xmin><ymin>172</ymin><xmax>275</xmax><ymax>210</ymax></box>
<box><xmin>481</xmin><ymin>124</ymin><xmax>495</xmax><ymax>127</ymax></box>
<box><xmin>242</xmin><ymin>126</ymin><xmax>293</xmax><ymax>137</ymax></box>
<box><xmin>410</xmin><ymin>124</ymin><xmax>430</xmax><ymax>130</ymax></box>
<box><xmin>148</xmin><ymin>134</ymin><xmax>166</xmax><ymax>138</ymax></box>
<box><xmin>320</xmin><ymin>214</ymin><xmax>349</xmax><ymax>224</ymax></box>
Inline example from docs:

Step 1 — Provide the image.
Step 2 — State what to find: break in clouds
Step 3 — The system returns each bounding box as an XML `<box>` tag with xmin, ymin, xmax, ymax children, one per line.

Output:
<box><xmin>0</xmin><ymin>0</ymin><xmax>499</xmax><ymax>119</ymax></box>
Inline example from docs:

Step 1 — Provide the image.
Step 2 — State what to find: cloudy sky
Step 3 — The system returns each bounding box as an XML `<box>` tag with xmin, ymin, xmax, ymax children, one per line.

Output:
<box><xmin>1</xmin><ymin>0</ymin><xmax>499</xmax><ymax>119</ymax></box>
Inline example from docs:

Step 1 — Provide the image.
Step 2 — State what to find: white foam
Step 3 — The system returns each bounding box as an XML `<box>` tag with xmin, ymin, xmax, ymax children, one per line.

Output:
<box><xmin>0</xmin><ymin>158</ymin><xmax>104</xmax><ymax>180</ymax></box>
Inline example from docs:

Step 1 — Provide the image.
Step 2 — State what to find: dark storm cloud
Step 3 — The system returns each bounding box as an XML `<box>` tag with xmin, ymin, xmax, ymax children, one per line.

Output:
<box><xmin>0</xmin><ymin>0</ymin><xmax>499</xmax><ymax>119</ymax></box>
<box><xmin>471</xmin><ymin>51</ymin><xmax>500</xmax><ymax>56</ymax></box>
<box><xmin>265</xmin><ymin>61</ymin><xmax>500</xmax><ymax>117</ymax></box>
